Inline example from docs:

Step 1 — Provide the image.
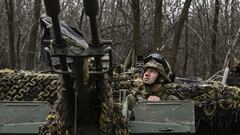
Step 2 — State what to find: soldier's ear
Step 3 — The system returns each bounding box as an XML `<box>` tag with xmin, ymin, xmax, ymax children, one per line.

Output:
<box><xmin>158</xmin><ymin>76</ymin><xmax>165</xmax><ymax>83</ymax></box>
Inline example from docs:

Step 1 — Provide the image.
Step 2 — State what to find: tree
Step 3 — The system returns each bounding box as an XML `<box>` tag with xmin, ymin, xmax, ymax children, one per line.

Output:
<box><xmin>1</xmin><ymin>0</ymin><xmax>240</xmax><ymax>79</ymax></box>
<box><xmin>170</xmin><ymin>0</ymin><xmax>192</xmax><ymax>72</ymax></box>
<box><xmin>154</xmin><ymin>0</ymin><xmax>163</xmax><ymax>52</ymax></box>
<box><xmin>129</xmin><ymin>0</ymin><xmax>140</xmax><ymax>67</ymax></box>
<box><xmin>183</xmin><ymin>16</ymin><xmax>188</xmax><ymax>76</ymax></box>
<box><xmin>25</xmin><ymin>0</ymin><xmax>42</xmax><ymax>70</ymax></box>
<box><xmin>210</xmin><ymin>0</ymin><xmax>220</xmax><ymax>75</ymax></box>
<box><xmin>5</xmin><ymin>0</ymin><xmax>16</xmax><ymax>69</ymax></box>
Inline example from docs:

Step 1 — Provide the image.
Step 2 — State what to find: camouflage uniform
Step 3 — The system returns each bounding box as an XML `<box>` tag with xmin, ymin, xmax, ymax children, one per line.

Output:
<box><xmin>127</xmin><ymin>53</ymin><xmax>178</xmax><ymax>117</ymax></box>
<box><xmin>128</xmin><ymin>84</ymin><xmax>178</xmax><ymax>112</ymax></box>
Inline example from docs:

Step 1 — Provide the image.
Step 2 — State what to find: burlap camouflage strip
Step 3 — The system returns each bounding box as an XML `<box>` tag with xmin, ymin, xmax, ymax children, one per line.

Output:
<box><xmin>0</xmin><ymin>69</ymin><xmax>61</xmax><ymax>104</ymax></box>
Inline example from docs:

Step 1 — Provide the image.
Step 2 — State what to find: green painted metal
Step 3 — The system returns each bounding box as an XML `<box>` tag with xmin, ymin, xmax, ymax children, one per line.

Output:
<box><xmin>129</xmin><ymin>100</ymin><xmax>195</xmax><ymax>134</ymax></box>
<box><xmin>0</xmin><ymin>122</ymin><xmax>45</xmax><ymax>134</ymax></box>
<box><xmin>0</xmin><ymin>101</ymin><xmax>51</xmax><ymax>134</ymax></box>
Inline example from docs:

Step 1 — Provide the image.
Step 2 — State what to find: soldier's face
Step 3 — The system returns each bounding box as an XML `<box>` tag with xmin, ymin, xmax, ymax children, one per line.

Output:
<box><xmin>143</xmin><ymin>68</ymin><xmax>159</xmax><ymax>85</ymax></box>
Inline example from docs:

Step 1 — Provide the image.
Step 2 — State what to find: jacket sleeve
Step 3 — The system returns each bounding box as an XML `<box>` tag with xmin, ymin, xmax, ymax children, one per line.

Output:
<box><xmin>166</xmin><ymin>95</ymin><xmax>179</xmax><ymax>100</ymax></box>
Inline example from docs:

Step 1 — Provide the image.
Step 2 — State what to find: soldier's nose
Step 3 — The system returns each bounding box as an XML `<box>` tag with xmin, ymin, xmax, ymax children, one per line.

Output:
<box><xmin>144</xmin><ymin>72</ymin><xmax>150</xmax><ymax>77</ymax></box>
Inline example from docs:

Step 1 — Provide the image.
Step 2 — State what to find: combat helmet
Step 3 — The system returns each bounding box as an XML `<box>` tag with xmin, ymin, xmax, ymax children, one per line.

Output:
<box><xmin>143</xmin><ymin>53</ymin><xmax>174</xmax><ymax>83</ymax></box>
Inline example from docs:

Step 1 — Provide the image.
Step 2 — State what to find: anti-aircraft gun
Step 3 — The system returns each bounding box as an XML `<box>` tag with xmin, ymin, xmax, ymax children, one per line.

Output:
<box><xmin>0</xmin><ymin>0</ymin><xmax>115</xmax><ymax>134</ymax></box>
<box><xmin>41</xmin><ymin>0</ymin><xmax>113</xmax><ymax>134</ymax></box>
<box><xmin>0</xmin><ymin>0</ymin><xmax>111</xmax><ymax>134</ymax></box>
<box><xmin>41</xmin><ymin>1</ymin><xmax>196</xmax><ymax>134</ymax></box>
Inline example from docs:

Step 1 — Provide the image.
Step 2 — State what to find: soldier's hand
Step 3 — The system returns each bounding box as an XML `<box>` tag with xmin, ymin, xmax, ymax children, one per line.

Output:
<box><xmin>147</xmin><ymin>96</ymin><xmax>160</xmax><ymax>101</ymax></box>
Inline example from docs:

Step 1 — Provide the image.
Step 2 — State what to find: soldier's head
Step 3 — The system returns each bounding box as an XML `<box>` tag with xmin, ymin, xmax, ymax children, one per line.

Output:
<box><xmin>142</xmin><ymin>53</ymin><xmax>174</xmax><ymax>86</ymax></box>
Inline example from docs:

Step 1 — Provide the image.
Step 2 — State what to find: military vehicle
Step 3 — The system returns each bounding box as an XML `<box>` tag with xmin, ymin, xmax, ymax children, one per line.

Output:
<box><xmin>1</xmin><ymin>0</ymin><xmax>240</xmax><ymax>135</ymax></box>
<box><xmin>119</xmin><ymin>88</ymin><xmax>195</xmax><ymax>134</ymax></box>
<box><xmin>0</xmin><ymin>0</ymin><xmax>113</xmax><ymax>134</ymax></box>
<box><xmin>0</xmin><ymin>101</ymin><xmax>51</xmax><ymax>135</ymax></box>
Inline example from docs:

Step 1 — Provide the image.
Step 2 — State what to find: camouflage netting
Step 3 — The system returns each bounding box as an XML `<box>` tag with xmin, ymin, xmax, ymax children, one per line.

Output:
<box><xmin>165</xmin><ymin>81</ymin><xmax>240</xmax><ymax>134</ymax></box>
<box><xmin>3</xmin><ymin>67</ymin><xmax>240</xmax><ymax>135</ymax></box>
<box><xmin>0</xmin><ymin>69</ymin><xmax>128</xmax><ymax>135</ymax></box>
<box><xmin>227</xmin><ymin>63</ymin><xmax>240</xmax><ymax>87</ymax></box>
<box><xmin>39</xmin><ymin>76</ymin><xmax>128</xmax><ymax>135</ymax></box>
<box><xmin>0</xmin><ymin>69</ymin><xmax>61</xmax><ymax>104</ymax></box>
<box><xmin>111</xmin><ymin>72</ymin><xmax>143</xmax><ymax>101</ymax></box>
<box><xmin>97</xmin><ymin>81</ymin><xmax>128</xmax><ymax>135</ymax></box>
<box><xmin>111</xmin><ymin>69</ymin><xmax>240</xmax><ymax>135</ymax></box>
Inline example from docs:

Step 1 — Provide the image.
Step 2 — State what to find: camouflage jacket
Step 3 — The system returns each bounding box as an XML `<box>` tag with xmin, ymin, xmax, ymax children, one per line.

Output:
<box><xmin>132</xmin><ymin>84</ymin><xmax>178</xmax><ymax>100</ymax></box>
<box><xmin>128</xmin><ymin>84</ymin><xmax>178</xmax><ymax>111</ymax></box>
<box><xmin>139</xmin><ymin>85</ymin><xmax>178</xmax><ymax>100</ymax></box>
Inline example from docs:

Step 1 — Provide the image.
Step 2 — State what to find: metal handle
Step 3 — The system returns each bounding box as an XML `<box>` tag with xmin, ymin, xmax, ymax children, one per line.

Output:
<box><xmin>145</xmin><ymin>102</ymin><xmax>183</xmax><ymax>105</ymax></box>
<box><xmin>159</xmin><ymin>127</ymin><xmax>173</xmax><ymax>132</ymax></box>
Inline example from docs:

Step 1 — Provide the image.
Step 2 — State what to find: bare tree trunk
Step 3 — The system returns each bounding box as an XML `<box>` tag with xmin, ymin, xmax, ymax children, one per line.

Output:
<box><xmin>129</xmin><ymin>0</ymin><xmax>140</xmax><ymax>67</ymax></box>
<box><xmin>15</xmin><ymin>0</ymin><xmax>22</xmax><ymax>70</ymax></box>
<box><xmin>78</xmin><ymin>8</ymin><xmax>85</xmax><ymax>31</ymax></box>
<box><xmin>124</xmin><ymin>48</ymin><xmax>133</xmax><ymax>70</ymax></box>
<box><xmin>98</xmin><ymin>0</ymin><xmax>106</xmax><ymax>23</ymax></box>
<box><xmin>16</xmin><ymin>31</ymin><xmax>21</xmax><ymax>70</ymax></box>
<box><xmin>5</xmin><ymin>0</ymin><xmax>16</xmax><ymax>69</ymax></box>
<box><xmin>194</xmin><ymin>40</ymin><xmax>199</xmax><ymax>78</ymax></box>
<box><xmin>25</xmin><ymin>0</ymin><xmax>42</xmax><ymax>70</ymax></box>
<box><xmin>230</xmin><ymin>0</ymin><xmax>235</xmax><ymax>34</ymax></box>
<box><xmin>154</xmin><ymin>0</ymin><xmax>163</xmax><ymax>52</ymax></box>
<box><xmin>223</xmin><ymin>28</ymin><xmax>240</xmax><ymax>70</ymax></box>
<box><xmin>170</xmin><ymin>0</ymin><xmax>192</xmax><ymax>72</ymax></box>
<box><xmin>183</xmin><ymin>16</ymin><xmax>188</xmax><ymax>76</ymax></box>
<box><xmin>210</xmin><ymin>0</ymin><xmax>219</xmax><ymax>75</ymax></box>
<box><xmin>228</xmin><ymin>0</ymin><xmax>237</xmax><ymax>68</ymax></box>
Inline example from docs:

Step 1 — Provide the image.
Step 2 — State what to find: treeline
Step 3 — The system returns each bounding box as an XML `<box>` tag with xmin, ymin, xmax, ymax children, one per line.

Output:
<box><xmin>1</xmin><ymin>0</ymin><xmax>240</xmax><ymax>79</ymax></box>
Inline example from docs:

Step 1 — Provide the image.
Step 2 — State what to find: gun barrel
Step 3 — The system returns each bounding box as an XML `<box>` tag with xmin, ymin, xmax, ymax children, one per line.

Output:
<box><xmin>51</xmin><ymin>17</ymin><xmax>64</xmax><ymax>46</ymax></box>
<box><xmin>83</xmin><ymin>0</ymin><xmax>103</xmax><ymax>74</ymax></box>
<box><xmin>83</xmin><ymin>0</ymin><xmax>99</xmax><ymax>17</ymax></box>
<box><xmin>44</xmin><ymin>0</ymin><xmax>64</xmax><ymax>47</ymax></box>
<box><xmin>44</xmin><ymin>0</ymin><xmax>60</xmax><ymax>17</ymax></box>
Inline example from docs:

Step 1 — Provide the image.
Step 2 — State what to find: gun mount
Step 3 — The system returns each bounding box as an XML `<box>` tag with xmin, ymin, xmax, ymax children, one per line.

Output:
<box><xmin>42</xmin><ymin>0</ymin><xmax>112</xmax><ymax>134</ymax></box>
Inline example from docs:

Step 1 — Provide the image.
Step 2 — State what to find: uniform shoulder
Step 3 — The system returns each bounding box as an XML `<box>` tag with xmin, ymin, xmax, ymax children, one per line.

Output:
<box><xmin>162</xmin><ymin>83</ymin><xmax>179</xmax><ymax>90</ymax></box>
<box><xmin>162</xmin><ymin>83</ymin><xmax>186</xmax><ymax>100</ymax></box>
<box><xmin>166</xmin><ymin>94</ymin><xmax>179</xmax><ymax>100</ymax></box>
<box><xmin>163</xmin><ymin>82</ymin><xmax>191</xmax><ymax>89</ymax></box>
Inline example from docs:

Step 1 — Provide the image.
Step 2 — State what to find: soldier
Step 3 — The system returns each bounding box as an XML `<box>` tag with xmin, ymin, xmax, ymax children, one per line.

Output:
<box><xmin>128</xmin><ymin>53</ymin><xmax>178</xmax><ymax>111</ymax></box>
